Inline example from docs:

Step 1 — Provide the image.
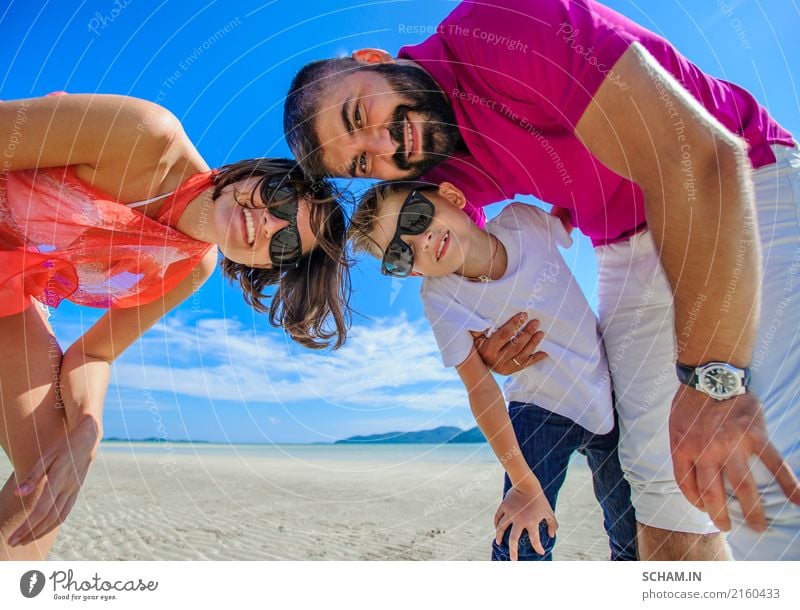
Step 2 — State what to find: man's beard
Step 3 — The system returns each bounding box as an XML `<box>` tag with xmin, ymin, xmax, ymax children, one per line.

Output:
<box><xmin>369</xmin><ymin>63</ymin><xmax>461</xmax><ymax>177</ymax></box>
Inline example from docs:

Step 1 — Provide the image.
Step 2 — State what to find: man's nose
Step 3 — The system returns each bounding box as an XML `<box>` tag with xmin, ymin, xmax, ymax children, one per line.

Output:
<box><xmin>364</xmin><ymin>124</ymin><xmax>398</xmax><ymax>158</ymax></box>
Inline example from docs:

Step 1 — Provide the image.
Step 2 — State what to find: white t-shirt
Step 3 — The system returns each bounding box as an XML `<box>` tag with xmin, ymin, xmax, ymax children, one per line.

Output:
<box><xmin>421</xmin><ymin>203</ymin><xmax>614</xmax><ymax>434</ymax></box>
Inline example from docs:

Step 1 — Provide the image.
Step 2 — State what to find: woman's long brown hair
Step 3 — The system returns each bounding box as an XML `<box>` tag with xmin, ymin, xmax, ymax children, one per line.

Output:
<box><xmin>215</xmin><ymin>158</ymin><xmax>351</xmax><ymax>350</ymax></box>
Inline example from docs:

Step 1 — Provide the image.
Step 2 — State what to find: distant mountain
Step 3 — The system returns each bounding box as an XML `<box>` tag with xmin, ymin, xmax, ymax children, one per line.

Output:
<box><xmin>448</xmin><ymin>427</ymin><xmax>487</xmax><ymax>443</ymax></box>
<box><xmin>335</xmin><ymin>425</ymin><xmax>486</xmax><ymax>444</ymax></box>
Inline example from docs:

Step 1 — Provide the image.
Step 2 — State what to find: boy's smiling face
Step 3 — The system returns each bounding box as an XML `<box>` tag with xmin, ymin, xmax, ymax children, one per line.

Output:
<box><xmin>368</xmin><ymin>183</ymin><xmax>476</xmax><ymax>278</ymax></box>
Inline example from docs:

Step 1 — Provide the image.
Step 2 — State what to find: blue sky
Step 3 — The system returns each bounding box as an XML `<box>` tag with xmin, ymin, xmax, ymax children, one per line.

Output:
<box><xmin>1</xmin><ymin>0</ymin><xmax>798</xmax><ymax>443</ymax></box>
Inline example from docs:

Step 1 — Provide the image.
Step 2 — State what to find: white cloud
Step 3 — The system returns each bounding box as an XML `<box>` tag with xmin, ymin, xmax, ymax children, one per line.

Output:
<box><xmin>111</xmin><ymin>314</ymin><xmax>469</xmax><ymax>413</ymax></box>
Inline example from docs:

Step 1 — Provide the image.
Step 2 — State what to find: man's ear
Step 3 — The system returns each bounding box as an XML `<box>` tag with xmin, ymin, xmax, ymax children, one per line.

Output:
<box><xmin>352</xmin><ymin>48</ymin><xmax>395</xmax><ymax>65</ymax></box>
<box><xmin>438</xmin><ymin>181</ymin><xmax>467</xmax><ymax>210</ymax></box>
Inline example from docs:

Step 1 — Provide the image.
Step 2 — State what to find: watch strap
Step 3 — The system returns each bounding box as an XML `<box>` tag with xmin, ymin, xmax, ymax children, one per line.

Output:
<box><xmin>675</xmin><ymin>362</ymin><xmax>699</xmax><ymax>388</ymax></box>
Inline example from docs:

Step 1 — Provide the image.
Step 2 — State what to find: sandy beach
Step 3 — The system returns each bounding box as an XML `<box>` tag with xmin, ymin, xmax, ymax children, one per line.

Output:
<box><xmin>0</xmin><ymin>443</ymin><xmax>611</xmax><ymax>560</ymax></box>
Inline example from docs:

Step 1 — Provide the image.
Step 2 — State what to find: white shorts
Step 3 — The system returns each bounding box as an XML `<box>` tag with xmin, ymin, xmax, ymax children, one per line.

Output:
<box><xmin>596</xmin><ymin>144</ymin><xmax>800</xmax><ymax>557</ymax></box>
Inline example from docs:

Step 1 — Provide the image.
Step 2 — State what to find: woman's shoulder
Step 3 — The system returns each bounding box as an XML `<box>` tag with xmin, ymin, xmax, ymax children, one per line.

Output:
<box><xmin>79</xmin><ymin>98</ymin><xmax>208</xmax><ymax>201</ymax></box>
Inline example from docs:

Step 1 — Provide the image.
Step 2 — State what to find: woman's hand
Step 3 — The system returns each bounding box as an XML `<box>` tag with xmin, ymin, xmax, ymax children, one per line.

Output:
<box><xmin>8</xmin><ymin>414</ymin><xmax>100</xmax><ymax>546</ymax></box>
<box><xmin>494</xmin><ymin>486</ymin><xmax>558</xmax><ymax>560</ymax></box>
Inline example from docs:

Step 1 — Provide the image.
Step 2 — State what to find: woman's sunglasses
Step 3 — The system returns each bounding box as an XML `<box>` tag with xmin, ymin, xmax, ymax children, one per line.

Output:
<box><xmin>258</xmin><ymin>179</ymin><xmax>303</xmax><ymax>267</ymax></box>
<box><xmin>381</xmin><ymin>190</ymin><xmax>435</xmax><ymax>277</ymax></box>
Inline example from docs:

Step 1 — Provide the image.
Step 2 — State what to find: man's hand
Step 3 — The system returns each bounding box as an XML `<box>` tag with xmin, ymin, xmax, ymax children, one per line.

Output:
<box><xmin>471</xmin><ymin>313</ymin><xmax>547</xmax><ymax>376</ymax></box>
<box><xmin>670</xmin><ymin>386</ymin><xmax>800</xmax><ymax>532</ymax></box>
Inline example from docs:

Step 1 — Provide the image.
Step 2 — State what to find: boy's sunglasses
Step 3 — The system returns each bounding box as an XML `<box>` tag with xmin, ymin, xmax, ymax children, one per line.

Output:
<box><xmin>258</xmin><ymin>179</ymin><xmax>303</xmax><ymax>267</ymax></box>
<box><xmin>381</xmin><ymin>190</ymin><xmax>435</xmax><ymax>277</ymax></box>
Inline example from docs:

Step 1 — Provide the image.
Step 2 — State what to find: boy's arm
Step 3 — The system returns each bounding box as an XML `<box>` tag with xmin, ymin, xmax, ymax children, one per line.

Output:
<box><xmin>455</xmin><ymin>348</ymin><xmax>539</xmax><ymax>494</ymax></box>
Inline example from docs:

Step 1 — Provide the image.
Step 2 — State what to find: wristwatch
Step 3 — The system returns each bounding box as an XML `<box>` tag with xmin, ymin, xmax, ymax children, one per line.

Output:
<box><xmin>676</xmin><ymin>362</ymin><xmax>750</xmax><ymax>401</ymax></box>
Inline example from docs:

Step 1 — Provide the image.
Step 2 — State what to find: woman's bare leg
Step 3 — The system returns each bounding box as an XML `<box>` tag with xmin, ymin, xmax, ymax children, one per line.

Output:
<box><xmin>0</xmin><ymin>301</ymin><xmax>69</xmax><ymax>560</ymax></box>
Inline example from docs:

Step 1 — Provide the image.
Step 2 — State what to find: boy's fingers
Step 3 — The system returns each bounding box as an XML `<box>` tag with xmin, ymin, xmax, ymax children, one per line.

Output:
<box><xmin>508</xmin><ymin>525</ymin><xmax>521</xmax><ymax>561</ymax></box>
<box><xmin>495</xmin><ymin>519</ymin><xmax>509</xmax><ymax>545</ymax></box>
<box><xmin>546</xmin><ymin>516</ymin><xmax>558</xmax><ymax>538</ymax></box>
<box><xmin>494</xmin><ymin>507</ymin><xmax>505</xmax><ymax>528</ymax></box>
<box><xmin>530</xmin><ymin>527</ymin><xmax>546</xmax><ymax>556</ymax></box>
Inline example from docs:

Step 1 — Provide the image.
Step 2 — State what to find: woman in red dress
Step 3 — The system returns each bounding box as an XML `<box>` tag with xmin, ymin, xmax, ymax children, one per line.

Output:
<box><xmin>0</xmin><ymin>93</ymin><xmax>350</xmax><ymax>559</ymax></box>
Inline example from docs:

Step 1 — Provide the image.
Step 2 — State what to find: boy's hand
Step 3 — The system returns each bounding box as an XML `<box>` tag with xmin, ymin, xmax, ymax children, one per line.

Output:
<box><xmin>494</xmin><ymin>486</ymin><xmax>558</xmax><ymax>560</ymax></box>
<box><xmin>471</xmin><ymin>314</ymin><xmax>547</xmax><ymax>376</ymax></box>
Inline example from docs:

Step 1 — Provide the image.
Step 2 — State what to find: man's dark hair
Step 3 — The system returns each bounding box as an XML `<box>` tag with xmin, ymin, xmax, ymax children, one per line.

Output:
<box><xmin>284</xmin><ymin>57</ymin><xmax>361</xmax><ymax>179</ymax></box>
<box><xmin>215</xmin><ymin>158</ymin><xmax>352</xmax><ymax>350</ymax></box>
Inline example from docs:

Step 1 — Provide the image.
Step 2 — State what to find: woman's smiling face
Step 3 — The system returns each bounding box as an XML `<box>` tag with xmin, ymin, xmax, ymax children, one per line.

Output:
<box><xmin>213</xmin><ymin>177</ymin><xmax>317</xmax><ymax>268</ymax></box>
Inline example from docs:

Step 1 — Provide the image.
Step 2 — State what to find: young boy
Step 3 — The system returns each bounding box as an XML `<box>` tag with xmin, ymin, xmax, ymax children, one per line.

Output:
<box><xmin>348</xmin><ymin>180</ymin><xmax>637</xmax><ymax>561</ymax></box>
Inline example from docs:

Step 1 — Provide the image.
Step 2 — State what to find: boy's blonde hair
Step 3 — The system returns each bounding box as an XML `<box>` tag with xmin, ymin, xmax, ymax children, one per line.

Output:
<box><xmin>348</xmin><ymin>180</ymin><xmax>438</xmax><ymax>259</ymax></box>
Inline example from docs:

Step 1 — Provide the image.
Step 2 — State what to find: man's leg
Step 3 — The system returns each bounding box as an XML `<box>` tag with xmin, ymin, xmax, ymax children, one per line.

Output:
<box><xmin>597</xmin><ymin>231</ymin><xmax>730</xmax><ymax>560</ymax></box>
<box><xmin>491</xmin><ymin>402</ymin><xmax>580</xmax><ymax>561</ymax></box>
<box><xmin>725</xmin><ymin>144</ymin><xmax>800</xmax><ymax>560</ymax></box>
<box><xmin>637</xmin><ymin>524</ymin><xmax>729</xmax><ymax>560</ymax></box>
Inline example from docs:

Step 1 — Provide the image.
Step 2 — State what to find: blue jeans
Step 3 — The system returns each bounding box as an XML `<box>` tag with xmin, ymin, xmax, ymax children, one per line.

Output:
<box><xmin>491</xmin><ymin>402</ymin><xmax>638</xmax><ymax>561</ymax></box>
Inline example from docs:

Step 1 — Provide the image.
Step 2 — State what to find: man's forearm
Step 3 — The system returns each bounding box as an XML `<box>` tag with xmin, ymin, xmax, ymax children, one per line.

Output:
<box><xmin>646</xmin><ymin>137</ymin><xmax>760</xmax><ymax>367</ymax></box>
<box><xmin>575</xmin><ymin>44</ymin><xmax>762</xmax><ymax>367</ymax></box>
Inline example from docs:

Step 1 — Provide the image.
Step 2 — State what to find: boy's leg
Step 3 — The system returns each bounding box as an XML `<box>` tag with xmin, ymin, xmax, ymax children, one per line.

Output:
<box><xmin>491</xmin><ymin>402</ymin><xmax>580</xmax><ymax>561</ymax></box>
<box><xmin>579</xmin><ymin>415</ymin><xmax>638</xmax><ymax>560</ymax></box>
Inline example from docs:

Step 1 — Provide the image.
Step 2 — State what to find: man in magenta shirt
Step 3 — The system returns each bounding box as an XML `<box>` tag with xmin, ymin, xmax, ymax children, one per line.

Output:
<box><xmin>284</xmin><ymin>0</ymin><xmax>800</xmax><ymax>560</ymax></box>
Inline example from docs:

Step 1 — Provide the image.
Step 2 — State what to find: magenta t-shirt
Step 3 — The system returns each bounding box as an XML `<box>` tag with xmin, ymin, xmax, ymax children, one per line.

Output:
<box><xmin>398</xmin><ymin>0</ymin><xmax>794</xmax><ymax>245</ymax></box>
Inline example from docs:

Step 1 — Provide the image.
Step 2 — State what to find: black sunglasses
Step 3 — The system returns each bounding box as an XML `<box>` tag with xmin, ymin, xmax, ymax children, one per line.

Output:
<box><xmin>258</xmin><ymin>179</ymin><xmax>303</xmax><ymax>267</ymax></box>
<box><xmin>381</xmin><ymin>190</ymin><xmax>435</xmax><ymax>277</ymax></box>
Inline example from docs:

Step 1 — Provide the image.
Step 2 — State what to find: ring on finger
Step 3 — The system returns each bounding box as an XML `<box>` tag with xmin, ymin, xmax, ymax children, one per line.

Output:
<box><xmin>512</xmin><ymin>357</ymin><xmax>521</xmax><ymax>367</ymax></box>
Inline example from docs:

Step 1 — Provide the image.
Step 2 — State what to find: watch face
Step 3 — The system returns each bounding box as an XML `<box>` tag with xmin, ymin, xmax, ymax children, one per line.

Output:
<box><xmin>698</xmin><ymin>365</ymin><xmax>741</xmax><ymax>398</ymax></box>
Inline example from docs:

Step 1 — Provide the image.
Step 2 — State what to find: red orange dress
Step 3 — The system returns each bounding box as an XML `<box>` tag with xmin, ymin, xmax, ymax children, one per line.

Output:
<box><xmin>0</xmin><ymin>166</ymin><xmax>215</xmax><ymax>317</ymax></box>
